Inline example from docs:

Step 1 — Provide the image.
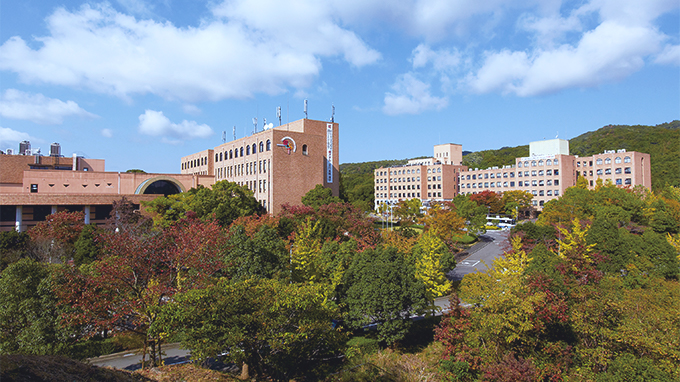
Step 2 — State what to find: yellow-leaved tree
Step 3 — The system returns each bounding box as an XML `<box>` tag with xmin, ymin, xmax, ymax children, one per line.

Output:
<box><xmin>459</xmin><ymin>236</ymin><xmax>545</xmax><ymax>358</ymax></box>
<box><xmin>413</xmin><ymin>232</ymin><xmax>452</xmax><ymax>312</ymax></box>
<box><xmin>290</xmin><ymin>218</ymin><xmax>323</xmax><ymax>284</ymax></box>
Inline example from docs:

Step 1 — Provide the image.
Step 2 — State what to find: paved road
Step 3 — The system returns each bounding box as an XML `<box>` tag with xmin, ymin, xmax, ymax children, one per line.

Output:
<box><xmin>448</xmin><ymin>229</ymin><xmax>509</xmax><ymax>281</ymax></box>
<box><xmin>88</xmin><ymin>342</ymin><xmax>191</xmax><ymax>370</ymax></box>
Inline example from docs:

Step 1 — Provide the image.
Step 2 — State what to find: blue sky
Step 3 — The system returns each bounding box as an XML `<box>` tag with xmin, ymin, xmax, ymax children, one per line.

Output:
<box><xmin>1</xmin><ymin>0</ymin><xmax>678</xmax><ymax>173</ymax></box>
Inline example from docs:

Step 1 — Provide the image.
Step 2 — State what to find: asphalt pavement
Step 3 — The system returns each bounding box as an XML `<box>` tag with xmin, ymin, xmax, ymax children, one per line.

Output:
<box><xmin>448</xmin><ymin>229</ymin><xmax>509</xmax><ymax>281</ymax></box>
<box><xmin>88</xmin><ymin>342</ymin><xmax>190</xmax><ymax>370</ymax></box>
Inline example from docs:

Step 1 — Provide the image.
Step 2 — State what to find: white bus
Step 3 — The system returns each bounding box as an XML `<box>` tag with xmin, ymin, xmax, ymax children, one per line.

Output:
<box><xmin>486</xmin><ymin>215</ymin><xmax>516</xmax><ymax>229</ymax></box>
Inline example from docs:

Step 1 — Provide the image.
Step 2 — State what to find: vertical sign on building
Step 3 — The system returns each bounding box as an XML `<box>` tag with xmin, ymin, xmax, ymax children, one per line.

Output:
<box><xmin>326</xmin><ymin>123</ymin><xmax>333</xmax><ymax>183</ymax></box>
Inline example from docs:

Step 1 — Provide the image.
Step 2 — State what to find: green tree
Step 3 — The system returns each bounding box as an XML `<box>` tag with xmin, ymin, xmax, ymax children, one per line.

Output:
<box><xmin>0</xmin><ymin>259</ymin><xmax>75</xmax><ymax>355</ymax></box>
<box><xmin>73</xmin><ymin>224</ymin><xmax>102</xmax><ymax>266</ymax></box>
<box><xmin>223</xmin><ymin>224</ymin><xmax>288</xmax><ymax>281</ymax></box>
<box><xmin>145</xmin><ymin>181</ymin><xmax>264</xmax><ymax>227</ymax></box>
<box><xmin>452</xmin><ymin>194</ymin><xmax>488</xmax><ymax>235</ymax></box>
<box><xmin>154</xmin><ymin>278</ymin><xmax>345</xmax><ymax>380</ymax></box>
<box><xmin>0</xmin><ymin>230</ymin><xmax>29</xmax><ymax>271</ymax></box>
<box><xmin>302</xmin><ymin>184</ymin><xmax>342</xmax><ymax>209</ymax></box>
<box><xmin>341</xmin><ymin>246</ymin><xmax>427</xmax><ymax>345</ymax></box>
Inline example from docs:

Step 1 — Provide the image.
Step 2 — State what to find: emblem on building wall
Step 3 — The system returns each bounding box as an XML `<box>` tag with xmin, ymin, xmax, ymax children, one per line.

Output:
<box><xmin>277</xmin><ymin>137</ymin><xmax>296</xmax><ymax>154</ymax></box>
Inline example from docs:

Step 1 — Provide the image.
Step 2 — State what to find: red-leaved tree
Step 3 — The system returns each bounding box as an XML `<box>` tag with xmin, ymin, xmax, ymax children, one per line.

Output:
<box><xmin>56</xmin><ymin>214</ymin><xmax>226</xmax><ymax>367</ymax></box>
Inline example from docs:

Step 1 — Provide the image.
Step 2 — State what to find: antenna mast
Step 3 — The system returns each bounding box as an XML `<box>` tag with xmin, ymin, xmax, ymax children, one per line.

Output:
<box><xmin>252</xmin><ymin>118</ymin><xmax>257</xmax><ymax>135</ymax></box>
<box><xmin>330</xmin><ymin>104</ymin><xmax>335</xmax><ymax>123</ymax></box>
<box><xmin>222</xmin><ymin>131</ymin><xmax>226</xmax><ymax>143</ymax></box>
<box><xmin>277</xmin><ymin>106</ymin><xmax>282</xmax><ymax>126</ymax></box>
<box><xmin>304</xmin><ymin>99</ymin><xmax>308</xmax><ymax>119</ymax></box>
<box><xmin>233</xmin><ymin>126</ymin><xmax>236</xmax><ymax>141</ymax></box>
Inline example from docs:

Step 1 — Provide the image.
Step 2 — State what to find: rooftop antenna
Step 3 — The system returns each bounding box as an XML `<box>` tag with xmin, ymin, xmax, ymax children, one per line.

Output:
<box><xmin>556</xmin><ymin>131</ymin><xmax>559</xmax><ymax>139</ymax></box>
<box><xmin>304</xmin><ymin>99</ymin><xmax>308</xmax><ymax>119</ymax></box>
<box><xmin>252</xmin><ymin>117</ymin><xmax>257</xmax><ymax>135</ymax></box>
<box><xmin>233</xmin><ymin>126</ymin><xmax>236</xmax><ymax>141</ymax></box>
<box><xmin>263</xmin><ymin>118</ymin><xmax>267</xmax><ymax>131</ymax></box>
<box><xmin>330</xmin><ymin>104</ymin><xmax>335</xmax><ymax>123</ymax></box>
<box><xmin>277</xmin><ymin>106</ymin><xmax>282</xmax><ymax>126</ymax></box>
<box><xmin>222</xmin><ymin>131</ymin><xmax>226</xmax><ymax>143</ymax></box>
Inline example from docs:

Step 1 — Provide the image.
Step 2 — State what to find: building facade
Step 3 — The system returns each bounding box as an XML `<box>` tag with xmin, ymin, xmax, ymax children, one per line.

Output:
<box><xmin>459</xmin><ymin>139</ymin><xmax>651</xmax><ymax>208</ymax></box>
<box><xmin>181</xmin><ymin>118</ymin><xmax>339</xmax><ymax>215</ymax></box>
<box><xmin>373</xmin><ymin>144</ymin><xmax>468</xmax><ymax>210</ymax></box>
<box><xmin>375</xmin><ymin>138</ymin><xmax>652</xmax><ymax>211</ymax></box>
<box><xmin>1</xmin><ymin>147</ymin><xmax>213</xmax><ymax>232</ymax></box>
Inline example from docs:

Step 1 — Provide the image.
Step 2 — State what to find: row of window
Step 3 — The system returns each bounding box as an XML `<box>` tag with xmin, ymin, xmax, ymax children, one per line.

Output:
<box><xmin>238</xmin><ymin>179</ymin><xmax>269</xmax><ymax>194</ymax></box>
<box><xmin>216</xmin><ymin>140</ymin><xmax>272</xmax><ymax>162</ymax></box>
<box><xmin>517</xmin><ymin>159</ymin><xmax>559</xmax><ymax>167</ymax></box>
<box><xmin>578</xmin><ymin>167</ymin><xmax>631</xmax><ymax>176</ymax></box>
<box><xmin>461</xmin><ymin>179</ymin><xmax>560</xmax><ymax>189</ymax></box>
<box><xmin>461</xmin><ymin>169</ymin><xmax>560</xmax><ymax>181</ymax></box>
<box><xmin>182</xmin><ymin>156</ymin><xmax>207</xmax><ymax>170</ymax></box>
<box><xmin>216</xmin><ymin>159</ymin><xmax>270</xmax><ymax>180</ymax></box>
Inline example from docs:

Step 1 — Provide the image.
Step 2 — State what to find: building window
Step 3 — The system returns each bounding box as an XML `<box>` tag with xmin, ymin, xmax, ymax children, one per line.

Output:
<box><xmin>554</xmin><ymin>170</ymin><xmax>559</xmax><ymax>175</ymax></box>
<box><xmin>538</xmin><ymin>170</ymin><xmax>544</xmax><ymax>176</ymax></box>
<box><xmin>547</xmin><ymin>190</ymin><xmax>552</xmax><ymax>196</ymax></box>
<box><xmin>555</xmin><ymin>190</ymin><xmax>560</xmax><ymax>196</ymax></box>
<box><xmin>624</xmin><ymin>167</ymin><xmax>631</xmax><ymax>174</ymax></box>
<box><xmin>302</xmin><ymin>144</ymin><xmax>308</xmax><ymax>155</ymax></box>
<box><xmin>615</xmin><ymin>179</ymin><xmax>622</xmax><ymax>185</ymax></box>
<box><xmin>546</xmin><ymin>169</ymin><xmax>552</xmax><ymax>175</ymax></box>
<box><xmin>553</xmin><ymin>159</ymin><xmax>559</xmax><ymax>165</ymax></box>
<box><xmin>510</xmin><ymin>172</ymin><xmax>515</xmax><ymax>177</ymax></box>
<box><xmin>215</xmin><ymin>154</ymin><xmax>218</xmax><ymax>162</ymax></box>
<box><xmin>539</xmin><ymin>180</ymin><xmax>544</xmax><ymax>186</ymax></box>
<box><xmin>546</xmin><ymin>159</ymin><xmax>552</xmax><ymax>165</ymax></box>
<box><xmin>539</xmin><ymin>190</ymin><xmax>544</xmax><ymax>196</ymax></box>
<box><xmin>605</xmin><ymin>158</ymin><xmax>611</xmax><ymax>164</ymax></box>
<box><xmin>554</xmin><ymin>180</ymin><xmax>559</xmax><ymax>186</ymax></box>
<box><xmin>538</xmin><ymin>160</ymin><xmax>544</xmax><ymax>166</ymax></box>
<box><xmin>625</xmin><ymin>178</ymin><xmax>631</xmax><ymax>185</ymax></box>
<box><xmin>615</xmin><ymin>157</ymin><xmax>621</xmax><ymax>164</ymax></box>
<box><xmin>524</xmin><ymin>171</ymin><xmax>529</xmax><ymax>176</ymax></box>
<box><xmin>605</xmin><ymin>168</ymin><xmax>611</xmax><ymax>175</ymax></box>
<box><xmin>30</xmin><ymin>184</ymin><xmax>38</xmax><ymax>193</ymax></box>
<box><xmin>531</xmin><ymin>161</ymin><xmax>536</xmax><ymax>166</ymax></box>
<box><xmin>240</xmin><ymin>147</ymin><xmax>244</xmax><ymax>156</ymax></box>
<box><xmin>518</xmin><ymin>181</ymin><xmax>523</xmax><ymax>187</ymax></box>
<box><xmin>246</xmin><ymin>146</ymin><xmax>250</xmax><ymax>155</ymax></box>
<box><xmin>531</xmin><ymin>171</ymin><xmax>537</xmax><ymax>176</ymax></box>
<box><xmin>518</xmin><ymin>162</ymin><xmax>522</xmax><ymax>168</ymax></box>
<box><xmin>531</xmin><ymin>180</ymin><xmax>537</xmax><ymax>186</ymax></box>
<box><xmin>503</xmin><ymin>182</ymin><xmax>508</xmax><ymax>187</ymax></box>
<box><xmin>547</xmin><ymin>180</ymin><xmax>552</xmax><ymax>186</ymax></box>
<box><xmin>259</xmin><ymin>142</ymin><xmax>263</xmax><ymax>152</ymax></box>
<box><xmin>524</xmin><ymin>161</ymin><xmax>529</xmax><ymax>167</ymax></box>
<box><xmin>510</xmin><ymin>181</ymin><xmax>515</xmax><ymax>187</ymax></box>
<box><xmin>596</xmin><ymin>158</ymin><xmax>603</xmax><ymax>165</ymax></box>
<box><xmin>615</xmin><ymin>168</ymin><xmax>622</xmax><ymax>174</ymax></box>
<box><xmin>624</xmin><ymin>156</ymin><xmax>631</xmax><ymax>163</ymax></box>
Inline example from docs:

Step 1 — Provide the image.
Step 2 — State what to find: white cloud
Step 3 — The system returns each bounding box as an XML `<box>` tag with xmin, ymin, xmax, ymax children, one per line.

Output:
<box><xmin>411</xmin><ymin>44</ymin><xmax>462</xmax><ymax>71</ymax></box>
<box><xmin>0</xmin><ymin>2</ymin><xmax>380</xmax><ymax>103</ymax></box>
<box><xmin>138</xmin><ymin>110</ymin><xmax>212</xmax><ymax>143</ymax></box>
<box><xmin>101</xmin><ymin>128</ymin><xmax>113</xmax><ymax>138</ymax></box>
<box><xmin>468</xmin><ymin>18</ymin><xmax>666</xmax><ymax>96</ymax></box>
<box><xmin>461</xmin><ymin>0</ymin><xmax>677</xmax><ymax>96</ymax></box>
<box><xmin>383</xmin><ymin>73</ymin><xmax>448</xmax><ymax>115</ymax></box>
<box><xmin>0</xmin><ymin>127</ymin><xmax>32</xmax><ymax>149</ymax></box>
<box><xmin>182</xmin><ymin>104</ymin><xmax>201</xmax><ymax>115</ymax></box>
<box><xmin>655</xmin><ymin>44</ymin><xmax>680</xmax><ymax>66</ymax></box>
<box><xmin>0</xmin><ymin>89</ymin><xmax>97</xmax><ymax>124</ymax></box>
